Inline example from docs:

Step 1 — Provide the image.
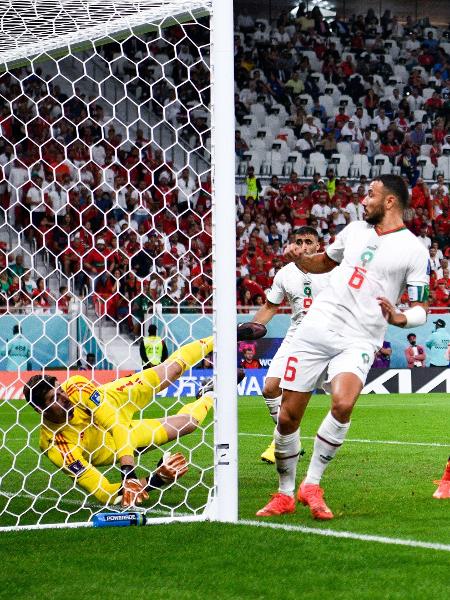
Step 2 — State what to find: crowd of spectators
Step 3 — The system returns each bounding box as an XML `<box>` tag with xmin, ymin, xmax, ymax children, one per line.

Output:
<box><xmin>234</xmin><ymin>5</ymin><xmax>450</xmax><ymax>312</ymax></box>
<box><xmin>0</xmin><ymin>21</ymin><xmax>213</xmax><ymax>327</ymax></box>
<box><xmin>0</xmin><ymin>7</ymin><xmax>450</xmax><ymax>325</ymax></box>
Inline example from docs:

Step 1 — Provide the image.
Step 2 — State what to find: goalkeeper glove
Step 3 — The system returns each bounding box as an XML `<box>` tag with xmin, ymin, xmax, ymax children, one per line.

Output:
<box><xmin>119</xmin><ymin>465</ymin><xmax>149</xmax><ymax>508</ymax></box>
<box><xmin>146</xmin><ymin>452</ymin><xmax>189</xmax><ymax>491</ymax></box>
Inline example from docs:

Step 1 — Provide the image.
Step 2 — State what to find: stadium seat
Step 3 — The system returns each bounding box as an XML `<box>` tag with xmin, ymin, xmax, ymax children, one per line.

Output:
<box><xmin>265</xmin><ymin>151</ymin><xmax>284</xmax><ymax>176</ymax></box>
<box><xmin>420</xmin><ymin>144</ymin><xmax>432</xmax><ymax>157</ymax></box>
<box><xmin>310</xmin><ymin>72</ymin><xmax>326</xmax><ymax>93</ymax></box>
<box><xmin>416</xmin><ymin>156</ymin><xmax>435</xmax><ymax>180</ymax></box>
<box><xmin>277</xmin><ymin>126</ymin><xmax>296</xmax><ymax>150</ymax></box>
<box><xmin>254</xmin><ymin>127</ymin><xmax>274</xmax><ymax>150</ymax></box>
<box><xmin>372</xmin><ymin>154</ymin><xmax>392</xmax><ymax>176</ymax></box>
<box><xmin>319</xmin><ymin>94</ymin><xmax>334</xmax><ymax>117</ymax></box>
<box><xmin>249</xmin><ymin>137</ymin><xmax>268</xmax><ymax>156</ymax></box>
<box><xmin>271</xmin><ymin>103</ymin><xmax>288</xmax><ymax>123</ymax></box>
<box><xmin>269</xmin><ymin>140</ymin><xmax>289</xmax><ymax>162</ymax></box>
<box><xmin>265</xmin><ymin>113</ymin><xmax>284</xmax><ymax>135</ymax></box>
<box><xmin>336</xmin><ymin>141</ymin><xmax>353</xmax><ymax>164</ymax></box>
<box><xmin>330</xmin><ymin>153</ymin><xmax>350</xmax><ymax>177</ymax></box>
<box><xmin>436</xmin><ymin>156</ymin><xmax>450</xmax><ymax>180</ymax></box>
<box><xmin>324</xmin><ymin>84</ymin><xmax>340</xmax><ymax>105</ymax></box>
<box><xmin>299</xmin><ymin>93</ymin><xmax>314</xmax><ymax>113</ymax></box>
<box><xmin>307</xmin><ymin>152</ymin><xmax>327</xmax><ymax>176</ymax></box>
<box><xmin>241</xmin><ymin>151</ymin><xmax>264</xmax><ymax>175</ymax></box>
<box><xmin>250</xmin><ymin>102</ymin><xmax>267</xmax><ymax>126</ymax></box>
<box><xmin>286</xmin><ymin>152</ymin><xmax>306</xmax><ymax>176</ymax></box>
<box><xmin>350</xmin><ymin>153</ymin><xmax>371</xmax><ymax>178</ymax></box>
<box><xmin>241</xmin><ymin>115</ymin><xmax>259</xmax><ymax>137</ymax></box>
<box><xmin>300</xmin><ymin>50</ymin><xmax>322</xmax><ymax>72</ymax></box>
<box><xmin>339</xmin><ymin>95</ymin><xmax>355</xmax><ymax>115</ymax></box>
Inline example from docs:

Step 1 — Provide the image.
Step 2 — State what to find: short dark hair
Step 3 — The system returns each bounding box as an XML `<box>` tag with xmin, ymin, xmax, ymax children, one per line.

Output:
<box><xmin>407</xmin><ymin>333</ymin><xmax>416</xmax><ymax>340</ymax></box>
<box><xmin>293</xmin><ymin>226</ymin><xmax>319</xmax><ymax>240</ymax></box>
<box><xmin>24</xmin><ymin>375</ymin><xmax>58</xmax><ymax>410</ymax></box>
<box><xmin>374</xmin><ymin>174</ymin><xmax>409</xmax><ymax>209</ymax></box>
<box><xmin>148</xmin><ymin>324</ymin><xmax>158</xmax><ymax>336</ymax></box>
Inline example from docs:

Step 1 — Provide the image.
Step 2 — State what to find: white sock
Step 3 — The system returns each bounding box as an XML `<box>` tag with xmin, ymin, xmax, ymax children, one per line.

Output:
<box><xmin>275</xmin><ymin>428</ymin><xmax>300</xmax><ymax>496</ymax></box>
<box><xmin>265</xmin><ymin>394</ymin><xmax>282</xmax><ymax>424</ymax></box>
<box><xmin>305</xmin><ymin>411</ymin><xmax>350</xmax><ymax>485</ymax></box>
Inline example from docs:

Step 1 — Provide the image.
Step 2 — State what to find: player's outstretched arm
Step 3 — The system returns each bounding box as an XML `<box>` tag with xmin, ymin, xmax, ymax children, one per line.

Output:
<box><xmin>284</xmin><ymin>243</ymin><xmax>337</xmax><ymax>274</ymax></box>
<box><xmin>378</xmin><ymin>297</ymin><xmax>428</xmax><ymax>328</ymax></box>
<box><xmin>251</xmin><ymin>300</ymin><xmax>279</xmax><ymax>326</ymax></box>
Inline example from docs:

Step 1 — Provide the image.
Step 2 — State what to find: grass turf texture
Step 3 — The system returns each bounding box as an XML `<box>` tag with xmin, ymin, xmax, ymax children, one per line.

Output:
<box><xmin>1</xmin><ymin>393</ymin><xmax>450</xmax><ymax>598</ymax></box>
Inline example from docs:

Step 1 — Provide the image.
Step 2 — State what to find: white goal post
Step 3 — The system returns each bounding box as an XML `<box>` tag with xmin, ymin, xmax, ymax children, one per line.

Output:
<box><xmin>0</xmin><ymin>0</ymin><xmax>237</xmax><ymax>530</ymax></box>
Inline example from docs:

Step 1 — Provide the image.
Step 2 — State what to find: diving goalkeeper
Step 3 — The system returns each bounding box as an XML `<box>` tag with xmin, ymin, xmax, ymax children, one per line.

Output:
<box><xmin>24</xmin><ymin>337</ymin><xmax>213</xmax><ymax>508</ymax></box>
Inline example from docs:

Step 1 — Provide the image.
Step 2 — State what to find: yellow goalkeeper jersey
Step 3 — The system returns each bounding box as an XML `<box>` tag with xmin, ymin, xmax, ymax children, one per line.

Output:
<box><xmin>39</xmin><ymin>369</ymin><xmax>161</xmax><ymax>504</ymax></box>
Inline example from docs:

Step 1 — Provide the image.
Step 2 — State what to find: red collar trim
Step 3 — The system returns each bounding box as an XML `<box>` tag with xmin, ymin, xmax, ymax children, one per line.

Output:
<box><xmin>375</xmin><ymin>225</ymin><xmax>407</xmax><ymax>236</ymax></box>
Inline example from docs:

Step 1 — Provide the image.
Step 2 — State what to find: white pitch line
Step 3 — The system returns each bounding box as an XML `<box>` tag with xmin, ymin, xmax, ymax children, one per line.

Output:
<box><xmin>239</xmin><ymin>432</ymin><xmax>450</xmax><ymax>448</ymax></box>
<box><xmin>239</xmin><ymin>519</ymin><xmax>450</xmax><ymax>553</ymax></box>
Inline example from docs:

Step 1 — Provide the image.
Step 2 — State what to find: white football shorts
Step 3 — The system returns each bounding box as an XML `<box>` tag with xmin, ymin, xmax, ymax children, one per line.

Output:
<box><xmin>280</xmin><ymin>321</ymin><xmax>376</xmax><ymax>393</ymax></box>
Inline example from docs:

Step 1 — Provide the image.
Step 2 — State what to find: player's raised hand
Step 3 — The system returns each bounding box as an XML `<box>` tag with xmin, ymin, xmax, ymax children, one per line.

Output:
<box><xmin>284</xmin><ymin>242</ymin><xmax>305</xmax><ymax>261</ymax></box>
<box><xmin>121</xmin><ymin>478</ymin><xmax>149</xmax><ymax>508</ymax></box>
<box><xmin>377</xmin><ymin>296</ymin><xmax>406</xmax><ymax>327</ymax></box>
<box><xmin>156</xmin><ymin>452</ymin><xmax>189</xmax><ymax>484</ymax></box>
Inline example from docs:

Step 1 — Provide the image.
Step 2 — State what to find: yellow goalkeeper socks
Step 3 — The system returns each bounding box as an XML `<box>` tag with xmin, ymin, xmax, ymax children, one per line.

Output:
<box><xmin>168</xmin><ymin>337</ymin><xmax>213</xmax><ymax>373</ymax></box>
<box><xmin>177</xmin><ymin>395</ymin><xmax>213</xmax><ymax>426</ymax></box>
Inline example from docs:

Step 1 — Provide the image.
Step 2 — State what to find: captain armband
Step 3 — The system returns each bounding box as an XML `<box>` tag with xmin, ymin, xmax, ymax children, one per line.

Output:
<box><xmin>407</xmin><ymin>284</ymin><xmax>429</xmax><ymax>303</ymax></box>
<box><xmin>403</xmin><ymin>305</ymin><xmax>427</xmax><ymax>328</ymax></box>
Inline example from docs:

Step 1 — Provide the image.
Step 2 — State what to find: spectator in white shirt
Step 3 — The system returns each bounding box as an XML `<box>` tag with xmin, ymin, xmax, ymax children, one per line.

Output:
<box><xmin>372</xmin><ymin>108</ymin><xmax>390</xmax><ymax>132</ymax></box>
<box><xmin>407</xmin><ymin>88</ymin><xmax>424</xmax><ymax>111</ymax></box>
<box><xmin>417</xmin><ymin>225</ymin><xmax>431</xmax><ymax>249</ymax></box>
<box><xmin>352</xmin><ymin>106</ymin><xmax>371</xmax><ymax>130</ymax></box>
<box><xmin>429</xmin><ymin>247</ymin><xmax>443</xmax><ymax>279</ymax></box>
<box><xmin>300</xmin><ymin>115</ymin><xmax>322</xmax><ymax>140</ymax></box>
<box><xmin>341</xmin><ymin>119</ymin><xmax>363</xmax><ymax>142</ymax></box>
<box><xmin>431</xmin><ymin>175</ymin><xmax>449</xmax><ymax>197</ymax></box>
<box><xmin>345</xmin><ymin>192</ymin><xmax>365</xmax><ymax>221</ymax></box>
<box><xmin>311</xmin><ymin>195</ymin><xmax>331</xmax><ymax>232</ymax></box>
<box><xmin>275</xmin><ymin>213</ymin><xmax>292</xmax><ymax>243</ymax></box>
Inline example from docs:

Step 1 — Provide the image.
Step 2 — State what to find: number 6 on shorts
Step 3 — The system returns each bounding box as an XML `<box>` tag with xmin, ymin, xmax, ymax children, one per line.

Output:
<box><xmin>283</xmin><ymin>356</ymin><xmax>298</xmax><ymax>382</ymax></box>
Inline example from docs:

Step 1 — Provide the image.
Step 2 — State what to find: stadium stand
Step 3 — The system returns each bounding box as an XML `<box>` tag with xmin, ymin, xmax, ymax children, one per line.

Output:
<box><xmin>0</xmin><ymin>7</ymin><xmax>450</xmax><ymax>347</ymax></box>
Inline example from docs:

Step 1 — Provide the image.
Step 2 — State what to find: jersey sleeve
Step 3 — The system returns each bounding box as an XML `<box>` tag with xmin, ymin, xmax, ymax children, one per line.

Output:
<box><xmin>45</xmin><ymin>433</ymin><xmax>121</xmax><ymax>504</ymax></box>
<box><xmin>406</xmin><ymin>246</ymin><xmax>430</xmax><ymax>303</ymax></box>
<box><xmin>325</xmin><ymin>223</ymin><xmax>351</xmax><ymax>264</ymax></box>
<box><xmin>64</xmin><ymin>375</ymin><xmax>135</xmax><ymax>459</ymax></box>
<box><xmin>265</xmin><ymin>269</ymin><xmax>285</xmax><ymax>305</ymax></box>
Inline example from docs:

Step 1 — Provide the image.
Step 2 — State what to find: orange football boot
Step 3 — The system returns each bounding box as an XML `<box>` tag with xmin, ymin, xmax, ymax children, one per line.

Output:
<box><xmin>256</xmin><ymin>492</ymin><xmax>296</xmax><ymax>517</ymax></box>
<box><xmin>297</xmin><ymin>480</ymin><xmax>334</xmax><ymax>520</ymax></box>
<box><xmin>433</xmin><ymin>458</ymin><xmax>450</xmax><ymax>498</ymax></box>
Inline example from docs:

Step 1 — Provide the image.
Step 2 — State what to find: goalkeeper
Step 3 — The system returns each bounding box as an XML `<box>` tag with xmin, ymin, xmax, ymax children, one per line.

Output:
<box><xmin>24</xmin><ymin>337</ymin><xmax>213</xmax><ymax>508</ymax></box>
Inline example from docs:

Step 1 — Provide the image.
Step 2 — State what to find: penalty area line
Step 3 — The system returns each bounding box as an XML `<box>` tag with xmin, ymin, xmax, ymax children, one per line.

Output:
<box><xmin>239</xmin><ymin>519</ymin><xmax>450</xmax><ymax>553</ymax></box>
<box><xmin>239</xmin><ymin>432</ymin><xmax>450</xmax><ymax>448</ymax></box>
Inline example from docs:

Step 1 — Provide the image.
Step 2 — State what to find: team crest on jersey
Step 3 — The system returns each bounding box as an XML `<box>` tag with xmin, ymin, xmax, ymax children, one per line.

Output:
<box><xmin>89</xmin><ymin>390</ymin><xmax>101</xmax><ymax>406</ymax></box>
<box><xmin>67</xmin><ymin>460</ymin><xmax>86</xmax><ymax>476</ymax></box>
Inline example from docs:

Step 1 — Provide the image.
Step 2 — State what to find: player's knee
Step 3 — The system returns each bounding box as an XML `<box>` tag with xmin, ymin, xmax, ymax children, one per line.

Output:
<box><xmin>331</xmin><ymin>395</ymin><xmax>353</xmax><ymax>423</ymax></box>
<box><xmin>277</xmin><ymin>404</ymin><xmax>300</xmax><ymax>433</ymax></box>
<box><xmin>263</xmin><ymin>382</ymin><xmax>281</xmax><ymax>399</ymax></box>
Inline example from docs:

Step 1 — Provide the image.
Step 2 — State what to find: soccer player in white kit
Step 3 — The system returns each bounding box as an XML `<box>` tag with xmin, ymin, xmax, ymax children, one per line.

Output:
<box><xmin>257</xmin><ymin>175</ymin><xmax>430</xmax><ymax>520</ymax></box>
<box><xmin>250</xmin><ymin>226</ymin><xmax>328</xmax><ymax>464</ymax></box>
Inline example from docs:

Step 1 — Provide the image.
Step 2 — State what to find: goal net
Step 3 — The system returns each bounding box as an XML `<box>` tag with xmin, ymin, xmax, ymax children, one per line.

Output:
<box><xmin>0</xmin><ymin>0</ymin><xmax>237</xmax><ymax>530</ymax></box>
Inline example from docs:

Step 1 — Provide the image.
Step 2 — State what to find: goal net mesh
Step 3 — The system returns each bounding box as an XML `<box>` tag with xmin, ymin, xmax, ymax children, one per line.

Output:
<box><xmin>0</xmin><ymin>0</ymin><xmax>217</xmax><ymax>529</ymax></box>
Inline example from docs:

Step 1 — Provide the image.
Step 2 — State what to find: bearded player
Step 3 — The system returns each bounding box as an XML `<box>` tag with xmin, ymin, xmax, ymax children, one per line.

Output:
<box><xmin>24</xmin><ymin>337</ymin><xmax>214</xmax><ymax>508</ymax></box>
<box><xmin>249</xmin><ymin>226</ymin><xmax>329</xmax><ymax>464</ymax></box>
<box><xmin>257</xmin><ymin>175</ymin><xmax>430</xmax><ymax>519</ymax></box>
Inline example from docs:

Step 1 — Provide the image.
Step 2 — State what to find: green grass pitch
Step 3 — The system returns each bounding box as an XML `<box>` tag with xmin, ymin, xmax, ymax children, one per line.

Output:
<box><xmin>1</xmin><ymin>392</ymin><xmax>450</xmax><ymax>599</ymax></box>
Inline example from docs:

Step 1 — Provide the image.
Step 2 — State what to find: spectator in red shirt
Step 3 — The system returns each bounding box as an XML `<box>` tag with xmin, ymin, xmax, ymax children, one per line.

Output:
<box><xmin>240</xmin><ymin>344</ymin><xmax>261</xmax><ymax>369</ymax></box>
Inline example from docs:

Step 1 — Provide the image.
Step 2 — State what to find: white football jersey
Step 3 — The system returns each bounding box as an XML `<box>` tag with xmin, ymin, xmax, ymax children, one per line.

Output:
<box><xmin>265</xmin><ymin>262</ymin><xmax>329</xmax><ymax>342</ymax></box>
<box><xmin>302</xmin><ymin>221</ymin><xmax>430</xmax><ymax>347</ymax></box>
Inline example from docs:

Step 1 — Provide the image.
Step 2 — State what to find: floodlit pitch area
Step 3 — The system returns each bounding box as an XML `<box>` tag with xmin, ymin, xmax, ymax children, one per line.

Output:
<box><xmin>1</xmin><ymin>392</ymin><xmax>450</xmax><ymax>597</ymax></box>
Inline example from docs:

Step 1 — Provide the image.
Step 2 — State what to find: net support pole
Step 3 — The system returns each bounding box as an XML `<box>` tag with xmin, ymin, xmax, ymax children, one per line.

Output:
<box><xmin>210</xmin><ymin>0</ymin><xmax>238</xmax><ymax>523</ymax></box>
